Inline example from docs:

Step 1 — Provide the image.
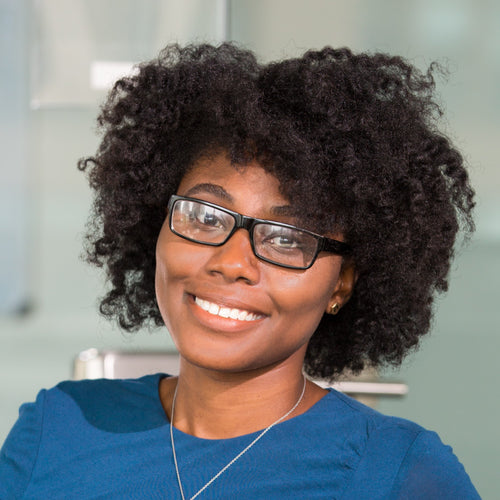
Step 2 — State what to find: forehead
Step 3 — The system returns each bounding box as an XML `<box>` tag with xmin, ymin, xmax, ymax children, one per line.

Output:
<box><xmin>177</xmin><ymin>152</ymin><xmax>291</xmax><ymax>213</ymax></box>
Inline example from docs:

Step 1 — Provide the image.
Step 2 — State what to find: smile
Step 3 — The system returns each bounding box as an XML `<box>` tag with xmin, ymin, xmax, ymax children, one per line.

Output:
<box><xmin>194</xmin><ymin>296</ymin><xmax>264</xmax><ymax>321</ymax></box>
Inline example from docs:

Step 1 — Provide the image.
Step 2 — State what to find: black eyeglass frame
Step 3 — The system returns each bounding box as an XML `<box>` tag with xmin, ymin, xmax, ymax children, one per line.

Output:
<box><xmin>167</xmin><ymin>194</ymin><xmax>352</xmax><ymax>270</ymax></box>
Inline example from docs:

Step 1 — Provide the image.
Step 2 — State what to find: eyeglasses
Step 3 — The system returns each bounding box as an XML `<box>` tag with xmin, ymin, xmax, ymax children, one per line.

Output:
<box><xmin>167</xmin><ymin>195</ymin><xmax>352</xmax><ymax>270</ymax></box>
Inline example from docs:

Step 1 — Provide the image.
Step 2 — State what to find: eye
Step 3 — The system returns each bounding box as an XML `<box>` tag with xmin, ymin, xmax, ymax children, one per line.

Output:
<box><xmin>269</xmin><ymin>234</ymin><xmax>300</xmax><ymax>249</ymax></box>
<box><xmin>261</xmin><ymin>227</ymin><xmax>306</xmax><ymax>251</ymax></box>
<box><xmin>192</xmin><ymin>203</ymin><xmax>228</xmax><ymax>230</ymax></box>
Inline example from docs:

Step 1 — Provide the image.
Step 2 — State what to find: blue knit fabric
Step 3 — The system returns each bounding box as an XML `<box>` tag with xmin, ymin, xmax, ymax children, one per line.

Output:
<box><xmin>0</xmin><ymin>374</ymin><xmax>480</xmax><ymax>499</ymax></box>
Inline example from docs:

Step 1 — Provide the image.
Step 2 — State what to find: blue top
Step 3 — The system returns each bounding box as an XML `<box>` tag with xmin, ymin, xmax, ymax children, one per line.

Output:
<box><xmin>0</xmin><ymin>374</ymin><xmax>480</xmax><ymax>499</ymax></box>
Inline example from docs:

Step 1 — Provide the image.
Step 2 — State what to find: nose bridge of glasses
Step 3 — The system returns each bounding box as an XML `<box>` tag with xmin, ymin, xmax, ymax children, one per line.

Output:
<box><xmin>234</xmin><ymin>213</ymin><xmax>256</xmax><ymax>232</ymax></box>
<box><xmin>214</xmin><ymin>215</ymin><xmax>261</xmax><ymax>275</ymax></box>
<box><xmin>224</xmin><ymin>214</ymin><xmax>258</xmax><ymax>255</ymax></box>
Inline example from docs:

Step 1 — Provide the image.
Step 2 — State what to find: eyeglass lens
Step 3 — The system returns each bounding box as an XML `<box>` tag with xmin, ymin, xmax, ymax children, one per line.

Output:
<box><xmin>170</xmin><ymin>199</ymin><xmax>320</xmax><ymax>268</ymax></box>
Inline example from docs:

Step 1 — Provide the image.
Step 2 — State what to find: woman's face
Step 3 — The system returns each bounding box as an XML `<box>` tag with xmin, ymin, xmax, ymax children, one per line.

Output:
<box><xmin>155</xmin><ymin>152</ymin><xmax>353</xmax><ymax>374</ymax></box>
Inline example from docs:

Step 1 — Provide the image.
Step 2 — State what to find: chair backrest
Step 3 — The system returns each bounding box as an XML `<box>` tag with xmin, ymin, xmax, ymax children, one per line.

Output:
<box><xmin>73</xmin><ymin>348</ymin><xmax>407</xmax><ymax>408</ymax></box>
<box><xmin>73</xmin><ymin>348</ymin><xmax>180</xmax><ymax>380</ymax></box>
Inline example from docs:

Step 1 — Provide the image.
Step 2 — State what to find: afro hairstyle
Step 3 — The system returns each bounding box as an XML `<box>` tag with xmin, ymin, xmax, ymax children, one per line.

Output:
<box><xmin>79</xmin><ymin>43</ymin><xmax>474</xmax><ymax>379</ymax></box>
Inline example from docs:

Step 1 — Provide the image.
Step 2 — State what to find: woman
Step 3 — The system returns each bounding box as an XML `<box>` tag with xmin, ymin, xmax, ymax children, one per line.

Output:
<box><xmin>1</xmin><ymin>43</ymin><xmax>479</xmax><ymax>498</ymax></box>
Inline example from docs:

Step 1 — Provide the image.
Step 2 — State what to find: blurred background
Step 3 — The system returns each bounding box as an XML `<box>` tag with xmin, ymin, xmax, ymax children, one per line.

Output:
<box><xmin>1</xmin><ymin>0</ymin><xmax>498</xmax><ymax>497</ymax></box>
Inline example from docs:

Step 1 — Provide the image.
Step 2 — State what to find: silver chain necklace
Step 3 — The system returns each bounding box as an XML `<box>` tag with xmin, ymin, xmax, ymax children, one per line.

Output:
<box><xmin>169</xmin><ymin>377</ymin><xmax>307</xmax><ymax>500</ymax></box>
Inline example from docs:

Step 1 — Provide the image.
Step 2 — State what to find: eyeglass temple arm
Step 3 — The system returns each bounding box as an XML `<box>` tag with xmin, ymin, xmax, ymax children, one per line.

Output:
<box><xmin>322</xmin><ymin>237</ymin><xmax>352</xmax><ymax>256</ymax></box>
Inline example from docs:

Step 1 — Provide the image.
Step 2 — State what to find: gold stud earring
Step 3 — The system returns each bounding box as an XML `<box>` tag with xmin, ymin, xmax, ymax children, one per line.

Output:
<box><xmin>329</xmin><ymin>303</ymin><xmax>340</xmax><ymax>315</ymax></box>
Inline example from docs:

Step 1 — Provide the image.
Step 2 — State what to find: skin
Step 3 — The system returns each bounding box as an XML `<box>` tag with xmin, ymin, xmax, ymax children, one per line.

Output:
<box><xmin>156</xmin><ymin>152</ymin><xmax>356</xmax><ymax>439</ymax></box>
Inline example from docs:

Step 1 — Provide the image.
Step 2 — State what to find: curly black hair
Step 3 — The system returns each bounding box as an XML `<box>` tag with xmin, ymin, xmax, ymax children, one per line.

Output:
<box><xmin>79</xmin><ymin>43</ymin><xmax>474</xmax><ymax>380</ymax></box>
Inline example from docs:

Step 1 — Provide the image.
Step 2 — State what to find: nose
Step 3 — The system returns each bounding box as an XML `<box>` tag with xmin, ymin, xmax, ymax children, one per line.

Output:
<box><xmin>204</xmin><ymin>229</ymin><xmax>260</xmax><ymax>284</ymax></box>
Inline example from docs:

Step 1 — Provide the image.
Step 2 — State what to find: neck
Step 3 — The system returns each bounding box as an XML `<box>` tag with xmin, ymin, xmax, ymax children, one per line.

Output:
<box><xmin>161</xmin><ymin>359</ymin><xmax>323</xmax><ymax>440</ymax></box>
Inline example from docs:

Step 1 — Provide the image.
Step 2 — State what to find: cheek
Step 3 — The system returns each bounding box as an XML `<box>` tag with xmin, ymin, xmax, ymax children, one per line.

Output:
<box><xmin>268</xmin><ymin>260</ymin><xmax>341</xmax><ymax>328</ymax></box>
<box><xmin>156</xmin><ymin>220</ymin><xmax>198</xmax><ymax>281</ymax></box>
<box><xmin>155</xmin><ymin>226</ymin><xmax>214</xmax><ymax>329</ymax></box>
<box><xmin>155</xmin><ymin>228</ymin><xmax>171</xmax><ymax>322</ymax></box>
<box><xmin>155</xmin><ymin>225</ymin><xmax>190</xmax><ymax>321</ymax></box>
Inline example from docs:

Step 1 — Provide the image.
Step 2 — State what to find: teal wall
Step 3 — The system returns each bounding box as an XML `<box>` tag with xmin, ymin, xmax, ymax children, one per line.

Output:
<box><xmin>1</xmin><ymin>1</ymin><xmax>498</xmax><ymax>498</ymax></box>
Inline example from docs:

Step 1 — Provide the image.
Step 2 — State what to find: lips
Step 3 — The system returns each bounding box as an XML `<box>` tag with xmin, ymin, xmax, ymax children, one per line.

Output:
<box><xmin>193</xmin><ymin>296</ymin><xmax>265</xmax><ymax>322</ymax></box>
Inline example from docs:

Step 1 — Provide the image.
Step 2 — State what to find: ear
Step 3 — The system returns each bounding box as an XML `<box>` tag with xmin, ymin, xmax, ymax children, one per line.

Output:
<box><xmin>326</xmin><ymin>259</ymin><xmax>357</xmax><ymax>315</ymax></box>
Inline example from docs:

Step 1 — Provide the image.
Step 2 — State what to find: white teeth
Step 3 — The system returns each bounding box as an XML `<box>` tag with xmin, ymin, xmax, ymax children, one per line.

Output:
<box><xmin>194</xmin><ymin>297</ymin><xmax>262</xmax><ymax>321</ymax></box>
<box><xmin>197</xmin><ymin>298</ymin><xmax>211</xmax><ymax>312</ymax></box>
<box><xmin>219</xmin><ymin>307</ymin><xmax>231</xmax><ymax>318</ymax></box>
<box><xmin>208</xmin><ymin>303</ymin><xmax>219</xmax><ymax>315</ymax></box>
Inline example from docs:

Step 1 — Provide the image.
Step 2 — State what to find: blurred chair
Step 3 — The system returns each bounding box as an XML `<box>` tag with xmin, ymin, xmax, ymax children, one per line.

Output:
<box><xmin>73</xmin><ymin>348</ymin><xmax>408</xmax><ymax>407</ymax></box>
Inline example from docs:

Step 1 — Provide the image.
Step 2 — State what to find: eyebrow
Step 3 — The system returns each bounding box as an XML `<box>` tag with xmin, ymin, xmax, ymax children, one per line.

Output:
<box><xmin>183</xmin><ymin>183</ymin><xmax>233</xmax><ymax>202</ymax></box>
<box><xmin>270</xmin><ymin>205</ymin><xmax>296</xmax><ymax>217</ymax></box>
<box><xmin>182</xmin><ymin>183</ymin><xmax>296</xmax><ymax>218</ymax></box>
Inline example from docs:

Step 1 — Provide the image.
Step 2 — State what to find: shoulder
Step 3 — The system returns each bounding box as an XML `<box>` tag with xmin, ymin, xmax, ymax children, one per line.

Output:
<box><xmin>1</xmin><ymin>374</ymin><xmax>168</xmax><ymax>465</ymax></box>
<box><xmin>315</xmin><ymin>390</ymin><xmax>480</xmax><ymax>499</ymax></box>
<box><xmin>316</xmin><ymin>390</ymin><xmax>428</xmax><ymax>459</ymax></box>
<box><xmin>55</xmin><ymin>373</ymin><xmax>168</xmax><ymax>432</ymax></box>
<box><xmin>389</xmin><ymin>430</ymin><xmax>481</xmax><ymax>499</ymax></box>
<box><xmin>0</xmin><ymin>389</ymin><xmax>47</xmax><ymax>498</ymax></box>
<box><xmin>317</xmin><ymin>388</ymin><xmax>425</xmax><ymax>437</ymax></box>
<box><xmin>0</xmin><ymin>375</ymin><xmax>171</xmax><ymax>498</ymax></box>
